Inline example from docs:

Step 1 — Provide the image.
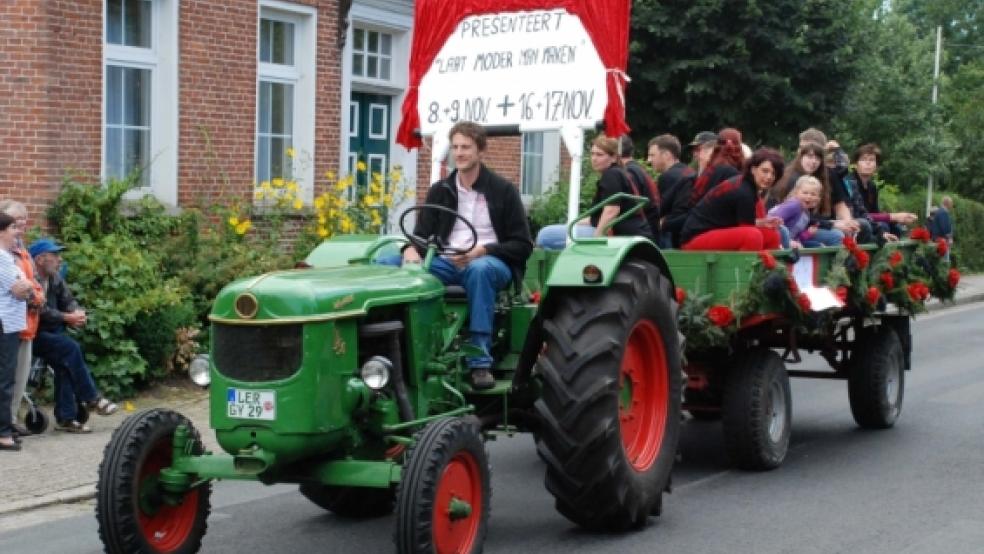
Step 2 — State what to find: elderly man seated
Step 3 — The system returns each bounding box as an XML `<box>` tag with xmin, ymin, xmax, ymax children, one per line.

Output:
<box><xmin>29</xmin><ymin>238</ymin><xmax>117</xmax><ymax>433</ymax></box>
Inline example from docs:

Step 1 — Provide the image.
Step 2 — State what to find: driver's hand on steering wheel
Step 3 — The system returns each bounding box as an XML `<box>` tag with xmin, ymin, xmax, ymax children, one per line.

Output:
<box><xmin>449</xmin><ymin>245</ymin><xmax>487</xmax><ymax>269</ymax></box>
<box><xmin>402</xmin><ymin>247</ymin><xmax>422</xmax><ymax>264</ymax></box>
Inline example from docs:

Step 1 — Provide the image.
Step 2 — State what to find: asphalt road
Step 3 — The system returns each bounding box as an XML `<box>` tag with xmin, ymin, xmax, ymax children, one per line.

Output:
<box><xmin>3</xmin><ymin>303</ymin><xmax>984</xmax><ymax>554</ymax></box>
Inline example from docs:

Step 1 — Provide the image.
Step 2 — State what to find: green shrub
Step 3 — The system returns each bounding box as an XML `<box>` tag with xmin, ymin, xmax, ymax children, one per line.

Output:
<box><xmin>888</xmin><ymin>190</ymin><xmax>984</xmax><ymax>272</ymax></box>
<box><xmin>128</xmin><ymin>300</ymin><xmax>197</xmax><ymax>380</ymax></box>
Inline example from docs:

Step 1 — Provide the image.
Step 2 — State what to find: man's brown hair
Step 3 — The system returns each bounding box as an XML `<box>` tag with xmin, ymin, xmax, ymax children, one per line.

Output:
<box><xmin>854</xmin><ymin>143</ymin><xmax>882</xmax><ymax>165</ymax></box>
<box><xmin>647</xmin><ymin>134</ymin><xmax>681</xmax><ymax>160</ymax></box>
<box><xmin>448</xmin><ymin>121</ymin><xmax>488</xmax><ymax>151</ymax></box>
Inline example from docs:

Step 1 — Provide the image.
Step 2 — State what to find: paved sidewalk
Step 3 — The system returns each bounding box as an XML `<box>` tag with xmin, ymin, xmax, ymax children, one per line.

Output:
<box><xmin>2</xmin><ymin>274</ymin><xmax>983</xmax><ymax>519</ymax></box>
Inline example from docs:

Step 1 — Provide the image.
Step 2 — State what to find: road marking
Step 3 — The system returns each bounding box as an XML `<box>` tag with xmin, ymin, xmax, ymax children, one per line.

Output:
<box><xmin>675</xmin><ymin>469</ymin><xmax>733</xmax><ymax>492</ymax></box>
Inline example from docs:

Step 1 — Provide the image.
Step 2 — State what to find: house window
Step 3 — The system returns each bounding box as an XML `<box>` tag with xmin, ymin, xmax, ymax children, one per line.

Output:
<box><xmin>521</xmin><ymin>132</ymin><xmax>545</xmax><ymax>196</ymax></box>
<box><xmin>256</xmin><ymin>3</ymin><xmax>316</xmax><ymax>201</ymax></box>
<box><xmin>104</xmin><ymin>0</ymin><xmax>154</xmax><ymax>187</ymax></box>
<box><xmin>103</xmin><ymin>0</ymin><xmax>178</xmax><ymax>204</ymax></box>
<box><xmin>352</xmin><ymin>28</ymin><xmax>392</xmax><ymax>81</ymax></box>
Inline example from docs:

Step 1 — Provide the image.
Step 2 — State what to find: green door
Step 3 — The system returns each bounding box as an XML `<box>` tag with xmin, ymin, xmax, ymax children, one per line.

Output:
<box><xmin>349</xmin><ymin>92</ymin><xmax>391</xmax><ymax>188</ymax></box>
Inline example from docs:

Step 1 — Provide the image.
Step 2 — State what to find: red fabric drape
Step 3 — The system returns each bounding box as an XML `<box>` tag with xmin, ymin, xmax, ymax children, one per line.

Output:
<box><xmin>396</xmin><ymin>0</ymin><xmax>632</xmax><ymax>149</ymax></box>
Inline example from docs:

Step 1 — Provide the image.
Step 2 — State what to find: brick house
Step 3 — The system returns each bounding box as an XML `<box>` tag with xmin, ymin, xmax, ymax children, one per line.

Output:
<box><xmin>0</xmin><ymin>0</ymin><xmax>565</xmax><ymax>228</ymax></box>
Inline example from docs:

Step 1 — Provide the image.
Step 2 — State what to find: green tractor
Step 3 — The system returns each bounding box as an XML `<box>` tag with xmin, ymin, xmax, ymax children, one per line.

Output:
<box><xmin>95</xmin><ymin>199</ymin><xmax>681</xmax><ymax>553</ymax></box>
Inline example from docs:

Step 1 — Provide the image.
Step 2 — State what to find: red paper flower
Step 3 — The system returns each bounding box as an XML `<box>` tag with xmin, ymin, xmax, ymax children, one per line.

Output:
<box><xmin>530</xmin><ymin>291</ymin><xmax>541</xmax><ymax>304</ymax></box>
<box><xmin>707</xmin><ymin>305</ymin><xmax>735</xmax><ymax>327</ymax></box>
<box><xmin>797</xmin><ymin>293</ymin><xmax>812</xmax><ymax>312</ymax></box>
<box><xmin>835</xmin><ymin>286</ymin><xmax>849</xmax><ymax>303</ymax></box>
<box><xmin>842</xmin><ymin>235</ymin><xmax>858</xmax><ymax>251</ymax></box>
<box><xmin>948</xmin><ymin>268</ymin><xmax>961</xmax><ymax>288</ymax></box>
<box><xmin>907</xmin><ymin>281</ymin><xmax>930</xmax><ymax>302</ymax></box>
<box><xmin>675</xmin><ymin>287</ymin><xmax>687</xmax><ymax>304</ymax></box>
<box><xmin>758</xmin><ymin>251</ymin><xmax>777</xmax><ymax>270</ymax></box>
<box><xmin>880</xmin><ymin>271</ymin><xmax>895</xmax><ymax>290</ymax></box>
<box><xmin>910</xmin><ymin>227</ymin><xmax>931</xmax><ymax>242</ymax></box>
<box><xmin>866</xmin><ymin>286</ymin><xmax>881</xmax><ymax>306</ymax></box>
<box><xmin>888</xmin><ymin>251</ymin><xmax>903</xmax><ymax>268</ymax></box>
<box><xmin>854</xmin><ymin>249</ymin><xmax>870</xmax><ymax>269</ymax></box>
<box><xmin>936</xmin><ymin>238</ymin><xmax>949</xmax><ymax>256</ymax></box>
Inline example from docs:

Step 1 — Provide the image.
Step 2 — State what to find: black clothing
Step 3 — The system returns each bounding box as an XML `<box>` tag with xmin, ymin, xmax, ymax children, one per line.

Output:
<box><xmin>659</xmin><ymin>162</ymin><xmax>697</xmax><ymax>248</ymax></box>
<box><xmin>623</xmin><ymin>160</ymin><xmax>661</xmax><ymax>236</ymax></box>
<box><xmin>38</xmin><ymin>272</ymin><xmax>80</xmax><ymax>333</ymax></box>
<box><xmin>590</xmin><ymin>164</ymin><xmax>653</xmax><ymax>238</ymax></box>
<box><xmin>680</xmin><ymin>175</ymin><xmax>758</xmax><ymax>245</ymax></box>
<box><xmin>690</xmin><ymin>164</ymin><xmax>740</xmax><ymax>207</ymax></box>
<box><xmin>410</xmin><ymin>164</ymin><xmax>533</xmax><ymax>277</ymax></box>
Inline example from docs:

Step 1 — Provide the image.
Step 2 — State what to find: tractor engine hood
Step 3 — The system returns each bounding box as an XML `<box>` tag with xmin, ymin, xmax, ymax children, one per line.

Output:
<box><xmin>210</xmin><ymin>265</ymin><xmax>445</xmax><ymax>323</ymax></box>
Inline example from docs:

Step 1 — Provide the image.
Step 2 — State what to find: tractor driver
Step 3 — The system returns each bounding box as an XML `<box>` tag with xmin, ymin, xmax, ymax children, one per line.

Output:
<box><xmin>402</xmin><ymin>121</ymin><xmax>533</xmax><ymax>390</ymax></box>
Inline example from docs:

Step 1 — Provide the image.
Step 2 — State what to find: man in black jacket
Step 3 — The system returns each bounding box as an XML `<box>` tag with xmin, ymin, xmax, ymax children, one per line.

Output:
<box><xmin>29</xmin><ymin>239</ymin><xmax>117</xmax><ymax>433</ymax></box>
<box><xmin>648</xmin><ymin>133</ymin><xmax>697</xmax><ymax>248</ymax></box>
<box><xmin>403</xmin><ymin>122</ymin><xmax>533</xmax><ymax>389</ymax></box>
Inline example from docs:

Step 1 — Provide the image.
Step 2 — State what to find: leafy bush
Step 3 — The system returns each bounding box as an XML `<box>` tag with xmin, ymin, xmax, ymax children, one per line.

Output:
<box><xmin>888</xmin><ymin>190</ymin><xmax>984</xmax><ymax>272</ymax></box>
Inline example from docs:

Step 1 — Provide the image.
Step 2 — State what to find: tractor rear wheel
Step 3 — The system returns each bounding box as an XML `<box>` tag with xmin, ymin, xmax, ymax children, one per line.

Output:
<box><xmin>96</xmin><ymin>409</ymin><xmax>211</xmax><ymax>554</ymax></box>
<box><xmin>535</xmin><ymin>260</ymin><xmax>681</xmax><ymax>531</ymax></box>
<box><xmin>722</xmin><ymin>348</ymin><xmax>791</xmax><ymax>470</ymax></box>
<box><xmin>849</xmin><ymin>325</ymin><xmax>904</xmax><ymax>429</ymax></box>
<box><xmin>299</xmin><ymin>484</ymin><xmax>394</xmax><ymax>518</ymax></box>
<box><xmin>395</xmin><ymin>417</ymin><xmax>490</xmax><ymax>554</ymax></box>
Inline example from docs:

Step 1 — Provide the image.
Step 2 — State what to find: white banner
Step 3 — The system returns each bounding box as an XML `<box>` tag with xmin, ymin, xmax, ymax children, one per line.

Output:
<box><xmin>417</xmin><ymin>9</ymin><xmax>607</xmax><ymax>134</ymax></box>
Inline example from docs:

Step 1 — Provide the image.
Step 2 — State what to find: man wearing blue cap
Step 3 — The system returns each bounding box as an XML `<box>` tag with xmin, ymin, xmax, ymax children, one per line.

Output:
<box><xmin>29</xmin><ymin>238</ymin><xmax>117</xmax><ymax>433</ymax></box>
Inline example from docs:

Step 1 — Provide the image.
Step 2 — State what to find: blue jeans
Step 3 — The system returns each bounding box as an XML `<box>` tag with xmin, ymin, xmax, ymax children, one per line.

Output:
<box><xmin>33</xmin><ymin>330</ymin><xmax>99</xmax><ymax>422</ymax></box>
<box><xmin>428</xmin><ymin>256</ymin><xmax>512</xmax><ymax>368</ymax></box>
<box><xmin>0</xmin><ymin>332</ymin><xmax>19</xmax><ymax>438</ymax></box>
<box><xmin>778</xmin><ymin>226</ymin><xmax>791</xmax><ymax>248</ymax></box>
<box><xmin>802</xmin><ymin>228</ymin><xmax>845</xmax><ymax>247</ymax></box>
<box><xmin>535</xmin><ymin>224</ymin><xmax>594</xmax><ymax>250</ymax></box>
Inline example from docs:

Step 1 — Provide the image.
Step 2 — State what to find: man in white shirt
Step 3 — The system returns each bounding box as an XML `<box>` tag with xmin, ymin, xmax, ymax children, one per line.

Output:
<box><xmin>403</xmin><ymin>122</ymin><xmax>533</xmax><ymax>389</ymax></box>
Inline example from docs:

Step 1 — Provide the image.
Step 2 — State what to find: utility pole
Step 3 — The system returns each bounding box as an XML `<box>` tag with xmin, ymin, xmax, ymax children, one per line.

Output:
<box><xmin>926</xmin><ymin>25</ymin><xmax>943</xmax><ymax>216</ymax></box>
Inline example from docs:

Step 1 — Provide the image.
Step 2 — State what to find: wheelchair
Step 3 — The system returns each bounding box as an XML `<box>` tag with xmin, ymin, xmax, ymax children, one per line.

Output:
<box><xmin>22</xmin><ymin>356</ymin><xmax>90</xmax><ymax>434</ymax></box>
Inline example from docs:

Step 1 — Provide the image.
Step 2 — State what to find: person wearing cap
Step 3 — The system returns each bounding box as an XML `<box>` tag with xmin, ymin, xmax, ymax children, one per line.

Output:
<box><xmin>656</xmin><ymin>131</ymin><xmax>719</xmax><ymax>248</ymax></box>
<box><xmin>30</xmin><ymin>238</ymin><xmax>117</xmax><ymax>433</ymax></box>
<box><xmin>688</xmin><ymin>131</ymin><xmax>718</xmax><ymax>174</ymax></box>
<box><xmin>0</xmin><ymin>200</ymin><xmax>45</xmax><ymax>440</ymax></box>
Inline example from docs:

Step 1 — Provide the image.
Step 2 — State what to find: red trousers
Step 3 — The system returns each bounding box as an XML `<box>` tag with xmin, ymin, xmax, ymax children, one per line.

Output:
<box><xmin>682</xmin><ymin>226</ymin><xmax>780</xmax><ymax>251</ymax></box>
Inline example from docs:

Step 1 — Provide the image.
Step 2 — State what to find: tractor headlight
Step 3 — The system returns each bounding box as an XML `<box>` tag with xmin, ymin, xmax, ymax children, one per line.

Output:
<box><xmin>360</xmin><ymin>356</ymin><xmax>392</xmax><ymax>390</ymax></box>
<box><xmin>188</xmin><ymin>354</ymin><xmax>211</xmax><ymax>387</ymax></box>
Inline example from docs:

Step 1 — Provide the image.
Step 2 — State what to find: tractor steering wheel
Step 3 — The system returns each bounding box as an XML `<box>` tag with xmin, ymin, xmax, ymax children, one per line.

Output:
<box><xmin>398</xmin><ymin>204</ymin><xmax>478</xmax><ymax>256</ymax></box>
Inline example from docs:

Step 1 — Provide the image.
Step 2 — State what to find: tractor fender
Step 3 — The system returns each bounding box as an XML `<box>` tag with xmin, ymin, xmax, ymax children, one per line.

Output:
<box><xmin>513</xmin><ymin>238</ymin><xmax>674</xmax><ymax>388</ymax></box>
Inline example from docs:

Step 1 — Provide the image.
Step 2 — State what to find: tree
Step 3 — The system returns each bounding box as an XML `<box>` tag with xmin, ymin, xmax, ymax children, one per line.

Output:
<box><xmin>626</xmin><ymin>0</ymin><xmax>866</xmax><ymax>149</ymax></box>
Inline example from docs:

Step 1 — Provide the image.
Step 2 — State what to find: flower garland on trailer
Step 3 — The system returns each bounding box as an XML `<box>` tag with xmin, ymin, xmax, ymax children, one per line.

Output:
<box><xmin>735</xmin><ymin>251</ymin><xmax>815</xmax><ymax>322</ymax></box>
<box><xmin>675</xmin><ymin>287</ymin><xmax>736</xmax><ymax>352</ymax></box>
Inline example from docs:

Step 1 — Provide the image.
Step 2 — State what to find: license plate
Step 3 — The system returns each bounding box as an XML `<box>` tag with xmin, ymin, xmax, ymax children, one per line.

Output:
<box><xmin>226</xmin><ymin>388</ymin><xmax>276</xmax><ymax>421</ymax></box>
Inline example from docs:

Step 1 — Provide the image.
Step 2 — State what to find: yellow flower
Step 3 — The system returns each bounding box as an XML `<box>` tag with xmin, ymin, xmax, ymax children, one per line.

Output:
<box><xmin>371</xmin><ymin>212</ymin><xmax>382</xmax><ymax>227</ymax></box>
<box><xmin>272</xmin><ymin>177</ymin><xmax>285</xmax><ymax>188</ymax></box>
<box><xmin>339</xmin><ymin>217</ymin><xmax>353</xmax><ymax>233</ymax></box>
<box><xmin>285</xmin><ymin>147</ymin><xmax>296</xmax><ymax>159</ymax></box>
<box><xmin>254</xmin><ymin>190</ymin><xmax>265</xmax><ymax>200</ymax></box>
<box><xmin>356</xmin><ymin>160</ymin><xmax>367</xmax><ymax>172</ymax></box>
<box><xmin>313</xmin><ymin>196</ymin><xmax>326</xmax><ymax>210</ymax></box>
<box><xmin>317</xmin><ymin>215</ymin><xmax>327</xmax><ymax>225</ymax></box>
<box><xmin>235</xmin><ymin>220</ymin><xmax>252</xmax><ymax>235</ymax></box>
<box><xmin>228</xmin><ymin>216</ymin><xmax>240</xmax><ymax>227</ymax></box>
<box><xmin>324</xmin><ymin>170</ymin><xmax>336</xmax><ymax>181</ymax></box>
<box><xmin>364</xmin><ymin>195</ymin><xmax>377</xmax><ymax>205</ymax></box>
<box><xmin>260</xmin><ymin>180</ymin><xmax>272</xmax><ymax>190</ymax></box>
<box><xmin>286</xmin><ymin>180</ymin><xmax>298</xmax><ymax>192</ymax></box>
<box><xmin>382</xmin><ymin>194</ymin><xmax>393</xmax><ymax>207</ymax></box>
<box><xmin>292</xmin><ymin>198</ymin><xmax>303</xmax><ymax>210</ymax></box>
<box><xmin>317</xmin><ymin>227</ymin><xmax>329</xmax><ymax>238</ymax></box>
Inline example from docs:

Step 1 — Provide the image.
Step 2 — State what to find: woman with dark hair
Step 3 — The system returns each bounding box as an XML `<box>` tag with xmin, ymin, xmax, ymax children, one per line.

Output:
<box><xmin>0</xmin><ymin>212</ymin><xmax>32</xmax><ymax>451</ymax></box>
<box><xmin>588</xmin><ymin>134</ymin><xmax>653</xmax><ymax>238</ymax></box>
<box><xmin>680</xmin><ymin>148</ymin><xmax>784</xmax><ymax>251</ymax></box>
<box><xmin>771</xmin><ymin>142</ymin><xmax>856</xmax><ymax>243</ymax></box>
<box><xmin>688</xmin><ymin>127</ymin><xmax>745</xmax><ymax>207</ymax></box>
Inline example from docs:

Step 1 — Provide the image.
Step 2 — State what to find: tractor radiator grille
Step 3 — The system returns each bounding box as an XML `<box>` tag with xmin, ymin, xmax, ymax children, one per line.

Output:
<box><xmin>212</xmin><ymin>323</ymin><xmax>303</xmax><ymax>382</ymax></box>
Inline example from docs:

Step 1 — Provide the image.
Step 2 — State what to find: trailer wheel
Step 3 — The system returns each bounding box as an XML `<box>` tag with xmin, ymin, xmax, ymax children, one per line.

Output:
<box><xmin>96</xmin><ymin>409</ymin><xmax>211</xmax><ymax>554</ymax></box>
<box><xmin>849</xmin><ymin>326</ymin><xmax>904</xmax><ymax>429</ymax></box>
<box><xmin>722</xmin><ymin>349</ymin><xmax>791</xmax><ymax>470</ymax></box>
<box><xmin>395</xmin><ymin>417</ymin><xmax>490</xmax><ymax>554</ymax></box>
<box><xmin>535</xmin><ymin>260</ymin><xmax>681</xmax><ymax>531</ymax></box>
<box><xmin>299</xmin><ymin>484</ymin><xmax>394</xmax><ymax>518</ymax></box>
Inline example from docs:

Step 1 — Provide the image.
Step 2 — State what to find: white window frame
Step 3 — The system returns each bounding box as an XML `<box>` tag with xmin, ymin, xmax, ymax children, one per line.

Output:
<box><xmin>256</xmin><ymin>0</ymin><xmax>317</xmax><ymax>204</ymax></box>
<box><xmin>349</xmin><ymin>101</ymin><xmax>360</xmax><ymax>138</ymax></box>
<box><xmin>102</xmin><ymin>0</ymin><xmax>179</xmax><ymax>206</ymax></box>
<box><xmin>351</xmin><ymin>26</ymin><xmax>395</xmax><ymax>83</ymax></box>
<box><xmin>520</xmin><ymin>131</ymin><xmax>562</xmax><ymax>199</ymax></box>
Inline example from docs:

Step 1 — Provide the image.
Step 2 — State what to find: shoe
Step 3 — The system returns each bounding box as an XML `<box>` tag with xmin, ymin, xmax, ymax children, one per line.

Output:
<box><xmin>11</xmin><ymin>423</ymin><xmax>32</xmax><ymax>437</ymax></box>
<box><xmin>55</xmin><ymin>420</ymin><xmax>92</xmax><ymax>434</ymax></box>
<box><xmin>0</xmin><ymin>439</ymin><xmax>21</xmax><ymax>451</ymax></box>
<box><xmin>469</xmin><ymin>368</ymin><xmax>495</xmax><ymax>390</ymax></box>
<box><xmin>88</xmin><ymin>397</ymin><xmax>119</xmax><ymax>416</ymax></box>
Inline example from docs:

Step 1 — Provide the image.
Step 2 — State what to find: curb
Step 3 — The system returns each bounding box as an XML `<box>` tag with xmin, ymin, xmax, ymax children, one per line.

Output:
<box><xmin>0</xmin><ymin>484</ymin><xmax>96</xmax><ymax>518</ymax></box>
<box><xmin>926</xmin><ymin>291</ymin><xmax>984</xmax><ymax>313</ymax></box>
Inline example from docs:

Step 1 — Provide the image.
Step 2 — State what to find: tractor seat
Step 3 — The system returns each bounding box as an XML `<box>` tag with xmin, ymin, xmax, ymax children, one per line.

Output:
<box><xmin>444</xmin><ymin>285</ymin><xmax>468</xmax><ymax>300</ymax></box>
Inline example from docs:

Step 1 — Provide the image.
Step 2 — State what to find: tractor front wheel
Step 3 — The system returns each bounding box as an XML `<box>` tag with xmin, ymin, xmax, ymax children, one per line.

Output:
<box><xmin>96</xmin><ymin>409</ymin><xmax>211</xmax><ymax>554</ymax></box>
<box><xmin>395</xmin><ymin>417</ymin><xmax>490</xmax><ymax>554</ymax></box>
<box><xmin>535</xmin><ymin>260</ymin><xmax>681</xmax><ymax>531</ymax></box>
